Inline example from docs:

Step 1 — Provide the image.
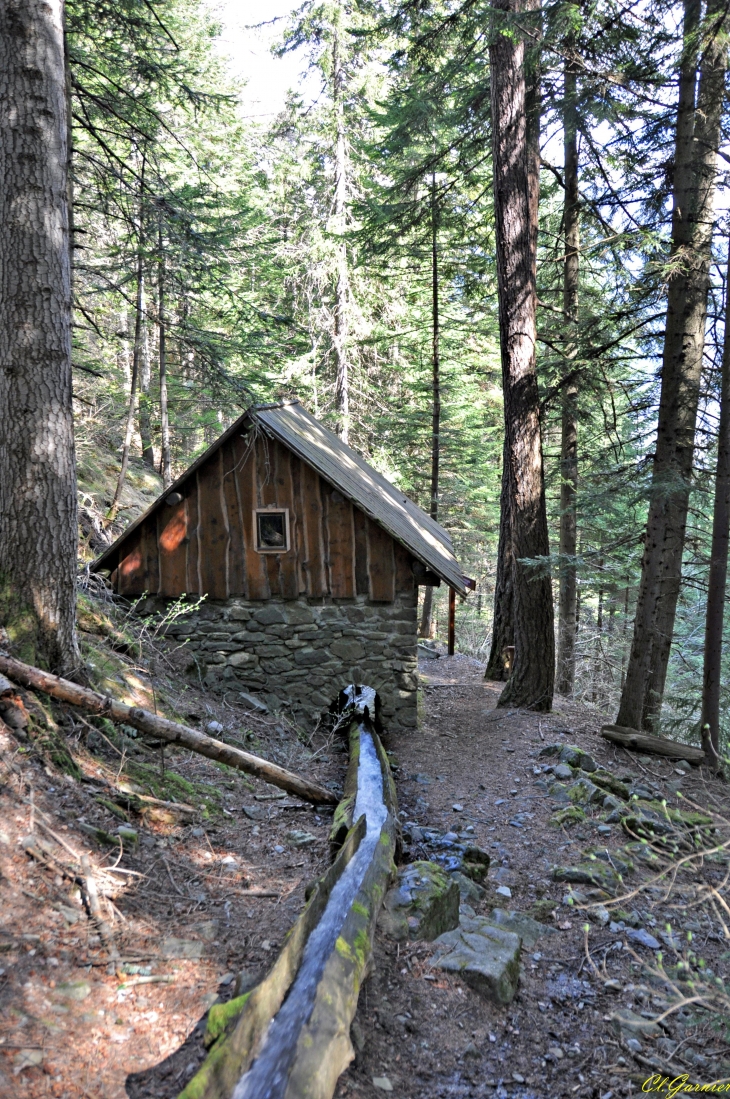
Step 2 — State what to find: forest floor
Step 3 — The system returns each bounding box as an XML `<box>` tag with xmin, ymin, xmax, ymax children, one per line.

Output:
<box><xmin>0</xmin><ymin>605</ymin><xmax>341</xmax><ymax>1099</ymax></box>
<box><xmin>336</xmin><ymin>653</ymin><xmax>730</xmax><ymax>1099</ymax></box>
<box><xmin>0</xmin><ymin>631</ymin><xmax>728</xmax><ymax>1099</ymax></box>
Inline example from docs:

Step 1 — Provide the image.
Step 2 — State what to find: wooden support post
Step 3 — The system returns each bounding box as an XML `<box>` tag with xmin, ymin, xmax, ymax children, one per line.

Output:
<box><xmin>448</xmin><ymin>587</ymin><xmax>456</xmax><ymax>656</ymax></box>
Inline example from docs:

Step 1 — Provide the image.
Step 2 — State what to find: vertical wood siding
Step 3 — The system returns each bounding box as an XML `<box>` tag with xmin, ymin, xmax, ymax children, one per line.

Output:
<box><xmin>113</xmin><ymin>434</ymin><xmax>415</xmax><ymax>601</ymax></box>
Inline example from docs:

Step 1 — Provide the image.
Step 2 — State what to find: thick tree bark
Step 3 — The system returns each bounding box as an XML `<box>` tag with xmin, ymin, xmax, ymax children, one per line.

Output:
<box><xmin>0</xmin><ymin>652</ymin><xmax>337</xmax><ymax>805</ymax></box>
<box><xmin>485</xmin><ymin>440</ymin><xmax>514</xmax><ymax>679</ymax></box>
<box><xmin>617</xmin><ymin>0</ymin><xmax>728</xmax><ymax>730</ymax></box>
<box><xmin>0</xmin><ymin>0</ymin><xmax>80</xmax><ymax>673</ymax></box>
<box><xmin>158</xmin><ymin>215</ymin><xmax>172</xmax><ymax>488</ymax></box>
<box><xmin>700</xmin><ymin>249</ymin><xmax>730</xmax><ymax>764</ymax></box>
<box><xmin>490</xmin><ymin>0</ymin><xmax>554</xmax><ymax>710</ymax></box>
<box><xmin>419</xmin><ymin>174</ymin><xmax>442</xmax><ymax>640</ymax></box>
<box><xmin>332</xmin><ymin>13</ymin><xmax>350</xmax><ymax>444</ymax></box>
<box><xmin>556</xmin><ymin>57</ymin><xmax>579</xmax><ymax>697</ymax></box>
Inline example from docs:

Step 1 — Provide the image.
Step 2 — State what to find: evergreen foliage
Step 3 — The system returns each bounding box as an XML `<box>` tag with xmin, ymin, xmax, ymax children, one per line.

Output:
<box><xmin>62</xmin><ymin>0</ymin><xmax>730</xmax><ymax>750</ymax></box>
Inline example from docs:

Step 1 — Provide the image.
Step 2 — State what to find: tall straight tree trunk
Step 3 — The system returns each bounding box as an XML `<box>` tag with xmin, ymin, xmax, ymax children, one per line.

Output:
<box><xmin>485</xmin><ymin>0</ymin><xmax>540</xmax><ymax>685</ymax></box>
<box><xmin>110</xmin><ymin>243</ymin><xmax>145</xmax><ymax>517</ymax></box>
<box><xmin>490</xmin><ymin>0</ymin><xmax>554</xmax><ymax>711</ymax></box>
<box><xmin>700</xmin><ymin>248</ymin><xmax>730</xmax><ymax>764</ymax></box>
<box><xmin>0</xmin><ymin>0</ymin><xmax>80</xmax><ymax>672</ymax></box>
<box><xmin>158</xmin><ymin>215</ymin><xmax>172</xmax><ymax>489</ymax></box>
<box><xmin>485</xmin><ymin>441</ymin><xmax>514</xmax><ymax>679</ymax></box>
<box><xmin>138</xmin><ymin>273</ymin><xmax>154</xmax><ymax>468</ymax></box>
<box><xmin>110</xmin><ymin>164</ymin><xmax>147</xmax><ymax>518</ymax></box>
<box><xmin>332</xmin><ymin>14</ymin><xmax>350</xmax><ymax>443</ymax></box>
<box><xmin>617</xmin><ymin>0</ymin><xmax>728</xmax><ymax>730</ymax></box>
<box><xmin>557</xmin><ymin>55</ymin><xmax>580</xmax><ymax>696</ymax></box>
<box><xmin>419</xmin><ymin>173</ymin><xmax>441</xmax><ymax>640</ymax></box>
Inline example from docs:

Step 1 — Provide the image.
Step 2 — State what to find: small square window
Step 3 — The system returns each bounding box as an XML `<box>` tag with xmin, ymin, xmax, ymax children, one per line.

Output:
<box><xmin>254</xmin><ymin>508</ymin><xmax>290</xmax><ymax>553</ymax></box>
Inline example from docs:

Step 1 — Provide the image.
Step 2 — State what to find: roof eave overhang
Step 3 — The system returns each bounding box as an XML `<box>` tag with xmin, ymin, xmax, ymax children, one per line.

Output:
<box><xmin>92</xmin><ymin>401</ymin><xmax>472</xmax><ymax>598</ymax></box>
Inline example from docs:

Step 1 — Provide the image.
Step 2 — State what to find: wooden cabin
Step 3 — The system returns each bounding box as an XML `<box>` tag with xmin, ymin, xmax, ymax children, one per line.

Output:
<box><xmin>93</xmin><ymin>401</ymin><xmax>471</xmax><ymax>731</ymax></box>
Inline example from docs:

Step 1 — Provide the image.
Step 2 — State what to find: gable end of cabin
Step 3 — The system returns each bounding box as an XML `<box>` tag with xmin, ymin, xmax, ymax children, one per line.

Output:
<box><xmin>102</xmin><ymin>429</ymin><xmax>424</xmax><ymax>732</ymax></box>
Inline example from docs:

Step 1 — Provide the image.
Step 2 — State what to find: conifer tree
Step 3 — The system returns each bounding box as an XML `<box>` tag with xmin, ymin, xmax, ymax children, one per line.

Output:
<box><xmin>0</xmin><ymin>0</ymin><xmax>80</xmax><ymax>672</ymax></box>
<box><xmin>617</xmin><ymin>0</ymin><xmax>729</xmax><ymax>731</ymax></box>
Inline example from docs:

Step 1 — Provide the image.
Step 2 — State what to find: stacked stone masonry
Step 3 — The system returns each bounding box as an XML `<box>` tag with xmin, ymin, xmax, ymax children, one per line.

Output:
<box><xmin>161</xmin><ymin>592</ymin><xmax>419</xmax><ymax>732</ymax></box>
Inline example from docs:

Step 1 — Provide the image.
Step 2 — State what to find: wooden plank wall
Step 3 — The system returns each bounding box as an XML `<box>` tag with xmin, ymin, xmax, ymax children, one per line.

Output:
<box><xmin>114</xmin><ymin>434</ymin><xmax>415</xmax><ymax>601</ymax></box>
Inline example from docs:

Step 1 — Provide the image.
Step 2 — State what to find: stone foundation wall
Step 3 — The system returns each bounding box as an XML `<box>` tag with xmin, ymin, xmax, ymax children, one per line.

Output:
<box><xmin>161</xmin><ymin>593</ymin><xmax>419</xmax><ymax>732</ymax></box>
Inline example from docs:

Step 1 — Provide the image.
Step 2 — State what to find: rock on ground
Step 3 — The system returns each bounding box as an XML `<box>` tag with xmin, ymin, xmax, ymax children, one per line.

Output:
<box><xmin>379</xmin><ymin>860</ymin><xmax>460</xmax><ymax>941</ymax></box>
<box><xmin>431</xmin><ymin>915</ymin><xmax>521</xmax><ymax>1004</ymax></box>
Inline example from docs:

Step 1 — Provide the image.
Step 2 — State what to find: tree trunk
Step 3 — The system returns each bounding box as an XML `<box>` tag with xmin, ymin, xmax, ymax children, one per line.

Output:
<box><xmin>332</xmin><ymin>12</ymin><xmax>350</xmax><ymax>444</ymax></box>
<box><xmin>485</xmin><ymin>441</ymin><xmax>514</xmax><ymax>680</ymax></box>
<box><xmin>592</xmin><ymin>560</ymin><xmax>604</xmax><ymax>704</ymax></box>
<box><xmin>158</xmin><ymin>213</ymin><xmax>172</xmax><ymax>488</ymax></box>
<box><xmin>138</xmin><ymin>272</ymin><xmax>154</xmax><ymax>468</ymax></box>
<box><xmin>617</xmin><ymin>0</ymin><xmax>728</xmax><ymax>730</ymax></box>
<box><xmin>700</xmin><ymin>247</ymin><xmax>730</xmax><ymax>765</ymax></box>
<box><xmin>109</xmin><ymin>217</ymin><xmax>145</xmax><ymax>518</ymax></box>
<box><xmin>490</xmin><ymin>0</ymin><xmax>554</xmax><ymax>710</ymax></box>
<box><xmin>419</xmin><ymin>173</ymin><xmax>441</xmax><ymax>640</ymax></box>
<box><xmin>0</xmin><ymin>0</ymin><xmax>79</xmax><ymax>673</ymax></box>
<box><xmin>556</xmin><ymin>56</ymin><xmax>579</xmax><ymax>697</ymax></box>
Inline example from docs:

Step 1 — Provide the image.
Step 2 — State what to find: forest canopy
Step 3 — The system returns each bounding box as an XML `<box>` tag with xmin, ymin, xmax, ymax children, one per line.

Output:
<box><xmin>4</xmin><ymin>0</ymin><xmax>730</xmax><ymax>753</ymax></box>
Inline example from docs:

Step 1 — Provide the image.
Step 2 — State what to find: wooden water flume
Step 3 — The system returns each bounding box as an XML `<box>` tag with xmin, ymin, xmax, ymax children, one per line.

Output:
<box><xmin>179</xmin><ymin>686</ymin><xmax>398</xmax><ymax>1099</ymax></box>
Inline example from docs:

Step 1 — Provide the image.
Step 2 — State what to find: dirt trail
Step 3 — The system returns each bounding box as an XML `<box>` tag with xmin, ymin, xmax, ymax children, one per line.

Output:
<box><xmin>1</xmin><ymin>645</ymin><xmax>726</xmax><ymax>1099</ymax></box>
<box><xmin>335</xmin><ymin>653</ymin><xmax>728</xmax><ymax>1099</ymax></box>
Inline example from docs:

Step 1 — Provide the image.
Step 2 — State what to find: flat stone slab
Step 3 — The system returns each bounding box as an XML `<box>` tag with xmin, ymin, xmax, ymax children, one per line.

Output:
<box><xmin>380</xmin><ymin>860</ymin><xmax>459</xmax><ymax>942</ymax></box>
<box><xmin>450</xmin><ymin>870</ymin><xmax>485</xmax><ymax>903</ymax></box>
<box><xmin>431</xmin><ymin>916</ymin><xmax>521</xmax><ymax>1004</ymax></box>
<box><xmin>552</xmin><ymin>861</ymin><xmax>621</xmax><ymax>893</ymax></box>
<box><xmin>610</xmin><ymin>1007</ymin><xmax>663</xmax><ymax>1040</ymax></box>
<box><xmin>483</xmin><ymin>908</ymin><xmax>558</xmax><ymax>950</ymax></box>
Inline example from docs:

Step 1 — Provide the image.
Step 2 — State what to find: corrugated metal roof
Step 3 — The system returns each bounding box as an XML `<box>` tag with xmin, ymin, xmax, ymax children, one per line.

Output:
<box><xmin>94</xmin><ymin>400</ymin><xmax>470</xmax><ymax>594</ymax></box>
<box><xmin>255</xmin><ymin>402</ymin><xmax>470</xmax><ymax>595</ymax></box>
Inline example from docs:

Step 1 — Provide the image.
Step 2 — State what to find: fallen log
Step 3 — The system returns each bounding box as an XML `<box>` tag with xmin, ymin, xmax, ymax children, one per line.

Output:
<box><xmin>600</xmin><ymin>724</ymin><xmax>705</xmax><ymax>764</ymax></box>
<box><xmin>0</xmin><ymin>652</ymin><xmax>337</xmax><ymax>806</ymax></box>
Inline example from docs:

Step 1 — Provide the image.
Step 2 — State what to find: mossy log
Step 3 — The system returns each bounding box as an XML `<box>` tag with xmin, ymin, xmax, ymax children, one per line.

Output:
<box><xmin>181</xmin><ymin>702</ymin><xmax>399</xmax><ymax>1099</ymax></box>
<box><xmin>179</xmin><ymin>817</ymin><xmax>368</xmax><ymax>1099</ymax></box>
<box><xmin>600</xmin><ymin>724</ymin><xmax>705</xmax><ymax>764</ymax></box>
<box><xmin>0</xmin><ymin>652</ymin><xmax>336</xmax><ymax>805</ymax></box>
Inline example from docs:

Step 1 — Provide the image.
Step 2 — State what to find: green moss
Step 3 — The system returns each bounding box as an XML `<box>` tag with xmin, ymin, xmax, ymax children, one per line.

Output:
<box><xmin>329</xmin><ymin>794</ymin><xmax>355</xmax><ymax>850</ymax></box>
<box><xmin>25</xmin><ymin>707</ymin><xmax>82</xmax><ymax>780</ymax></box>
<box><xmin>351</xmin><ymin>901</ymin><xmax>369</xmax><ymax>919</ymax></box>
<box><xmin>77</xmin><ymin>593</ymin><xmax>140</xmax><ymax>658</ymax></box>
<box><xmin>551</xmin><ymin>806</ymin><xmax>586</xmax><ymax>827</ymax></box>
<box><xmin>552</xmin><ymin>862</ymin><xmax>621</xmax><ymax>891</ymax></box>
<box><xmin>95</xmin><ymin>796</ymin><xmax>128</xmax><ymax>821</ymax></box>
<box><xmin>352</xmin><ymin>927</ymin><xmax>370</xmax><ymax>967</ymax></box>
<box><xmin>177</xmin><ymin>1036</ymin><xmax>231</xmax><ymax>1099</ymax></box>
<box><xmin>0</xmin><ymin>573</ymin><xmax>40</xmax><ymax>666</ymax></box>
<box><xmin>123</xmin><ymin>759</ymin><xmax>201</xmax><ymax>804</ymax></box>
<box><xmin>335</xmin><ymin>935</ymin><xmax>354</xmax><ymax>961</ymax></box>
<box><xmin>567</xmin><ymin>780</ymin><xmax>600</xmax><ymax>806</ymax></box>
<box><xmin>590</xmin><ymin>770</ymin><xmax>630</xmax><ymax>800</ymax></box>
<box><xmin>461</xmin><ymin>845</ymin><xmax>491</xmax><ymax>883</ymax></box>
<box><xmin>204</xmin><ymin>993</ymin><xmax>251</xmax><ymax>1047</ymax></box>
<box><xmin>527</xmin><ymin>898</ymin><xmax>559</xmax><ymax>923</ymax></box>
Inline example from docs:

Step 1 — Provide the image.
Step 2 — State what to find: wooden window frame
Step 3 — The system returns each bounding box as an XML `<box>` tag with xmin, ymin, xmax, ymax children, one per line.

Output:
<box><xmin>253</xmin><ymin>508</ymin><xmax>291</xmax><ymax>554</ymax></box>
